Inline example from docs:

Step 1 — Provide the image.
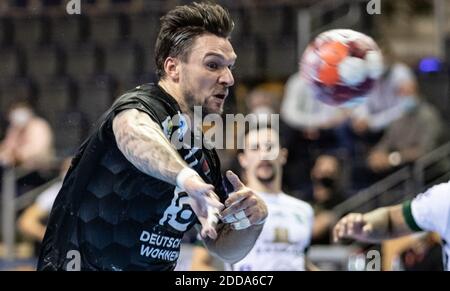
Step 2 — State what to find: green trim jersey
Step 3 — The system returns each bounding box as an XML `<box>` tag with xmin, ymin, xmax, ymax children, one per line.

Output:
<box><xmin>403</xmin><ymin>181</ymin><xmax>450</xmax><ymax>270</ymax></box>
<box><xmin>226</xmin><ymin>192</ymin><xmax>314</xmax><ymax>271</ymax></box>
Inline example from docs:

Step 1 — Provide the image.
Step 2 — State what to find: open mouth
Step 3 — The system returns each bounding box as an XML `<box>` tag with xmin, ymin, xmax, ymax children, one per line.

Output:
<box><xmin>213</xmin><ymin>94</ymin><xmax>226</xmax><ymax>100</ymax></box>
<box><xmin>257</xmin><ymin>161</ymin><xmax>273</xmax><ymax>169</ymax></box>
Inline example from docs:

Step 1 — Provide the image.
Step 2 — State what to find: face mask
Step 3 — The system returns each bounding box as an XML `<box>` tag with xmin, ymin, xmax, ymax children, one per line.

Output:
<box><xmin>401</xmin><ymin>98</ymin><xmax>418</xmax><ymax>113</ymax></box>
<box><xmin>10</xmin><ymin>109</ymin><xmax>32</xmax><ymax>127</ymax></box>
<box><xmin>314</xmin><ymin>177</ymin><xmax>336</xmax><ymax>190</ymax></box>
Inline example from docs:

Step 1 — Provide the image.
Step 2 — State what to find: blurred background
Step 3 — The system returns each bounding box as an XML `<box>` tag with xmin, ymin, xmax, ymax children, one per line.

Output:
<box><xmin>0</xmin><ymin>0</ymin><xmax>449</xmax><ymax>271</ymax></box>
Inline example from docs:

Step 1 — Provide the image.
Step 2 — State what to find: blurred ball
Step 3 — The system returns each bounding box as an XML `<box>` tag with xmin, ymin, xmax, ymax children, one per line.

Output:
<box><xmin>300</xmin><ymin>29</ymin><xmax>384</xmax><ymax>106</ymax></box>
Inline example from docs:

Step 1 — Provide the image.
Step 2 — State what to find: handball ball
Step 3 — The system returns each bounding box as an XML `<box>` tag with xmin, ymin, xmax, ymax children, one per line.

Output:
<box><xmin>300</xmin><ymin>29</ymin><xmax>384</xmax><ymax>106</ymax></box>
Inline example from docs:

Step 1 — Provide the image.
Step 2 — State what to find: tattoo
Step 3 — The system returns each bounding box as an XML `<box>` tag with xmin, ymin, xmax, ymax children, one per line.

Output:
<box><xmin>112</xmin><ymin>109</ymin><xmax>188</xmax><ymax>185</ymax></box>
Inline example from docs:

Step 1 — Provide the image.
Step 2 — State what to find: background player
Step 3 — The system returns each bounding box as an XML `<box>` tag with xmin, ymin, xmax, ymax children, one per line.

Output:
<box><xmin>191</xmin><ymin>126</ymin><xmax>316</xmax><ymax>271</ymax></box>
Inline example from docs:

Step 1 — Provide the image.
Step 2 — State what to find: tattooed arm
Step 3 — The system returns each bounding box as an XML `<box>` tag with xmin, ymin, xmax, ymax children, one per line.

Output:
<box><xmin>112</xmin><ymin>109</ymin><xmax>223</xmax><ymax>239</ymax></box>
<box><xmin>112</xmin><ymin>109</ymin><xmax>186</xmax><ymax>184</ymax></box>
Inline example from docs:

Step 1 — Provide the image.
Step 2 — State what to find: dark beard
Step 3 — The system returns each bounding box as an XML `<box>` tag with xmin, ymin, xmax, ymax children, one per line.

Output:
<box><xmin>183</xmin><ymin>91</ymin><xmax>196</xmax><ymax>114</ymax></box>
<box><xmin>256</xmin><ymin>165</ymin><xmax>277</xmax><ymax>184</ymax></box>
<box><xmin>184</xmin><ymin>93</ymin><xmax>216</xmax><ymax>118</ymax></box>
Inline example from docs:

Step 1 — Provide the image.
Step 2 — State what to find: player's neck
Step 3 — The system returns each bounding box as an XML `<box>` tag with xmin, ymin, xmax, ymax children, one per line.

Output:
<box><xmin>158</xmin><ymin>80</ymin><xmax>191</xmax><ymax>115</ymax></box>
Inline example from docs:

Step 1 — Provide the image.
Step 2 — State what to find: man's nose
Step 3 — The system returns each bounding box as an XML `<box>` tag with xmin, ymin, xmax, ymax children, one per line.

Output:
<box><xmin>260</xmin><ymin>146</ymin><xmax>278</xmax><ymax>161</ymax></box>
<box><xmin>219</xmin><ymin>68</ymin><xmax>234</xmax><ymax>87</ymax></box>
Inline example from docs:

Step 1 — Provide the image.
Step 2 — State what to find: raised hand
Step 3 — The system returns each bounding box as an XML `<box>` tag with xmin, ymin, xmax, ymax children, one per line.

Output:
<box><xmin>220</xmin><ymin>170</ymin><xmax>268</xmax><ymax>230</ymax></box>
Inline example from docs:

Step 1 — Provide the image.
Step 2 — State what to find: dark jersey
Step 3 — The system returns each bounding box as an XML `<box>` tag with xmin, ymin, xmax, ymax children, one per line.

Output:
<box><xmin>37</xmin><ymin>84</ymin><xmax>228</xmax><ymax>271</ymax></box>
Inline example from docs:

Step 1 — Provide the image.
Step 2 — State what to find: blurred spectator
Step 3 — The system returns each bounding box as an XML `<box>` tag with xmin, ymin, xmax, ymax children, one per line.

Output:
<box><xmin>280</xmin><ymin>74</ymin><xmax>347</xmax><ymax>196</ymax></box>
<box><xmin>17</xmin><ymin>157</ymin><xmax>71</xmax><ymax>245</ymax></box>
<box><xmin>281</xmin><ymin>73</ymin><xmax>348</xmax><ymax>136</ymax></box>
<box><xmin>226</xmin><ymin>87</ymin><xmax>283</xmax><ymax>178</ymax></box>
<box><xmin>0</xmin><ymin>101</ymin><xmax>56</xmax><ymax>195</ymax></box>
<box><xmin>351</xmin><ymin>64</ymin><xmax>418</xmax><ymax>134</ymax></box>
<box><xmin>309</xmin><ymin>155</ymin><xmax>345</xmax><ymax>245</ymax></box>
<box><xmin>338</xmin><ymin>44</ymin><xmax>419</xmax><ymax>159</ymax></box>
<box><xmin>245</xmin><ymin>88</ymin><xmax>280</xmax><ymax>125</ymax></box>
<box><xmin>0</xmin><ymin>101</ymin><xmax>55</xmax><ymax>171</ymax></box>
<box><xmin>366</xmin><ymin>95</ymin><xmax>443</xmax><ymax>176</ymax></box>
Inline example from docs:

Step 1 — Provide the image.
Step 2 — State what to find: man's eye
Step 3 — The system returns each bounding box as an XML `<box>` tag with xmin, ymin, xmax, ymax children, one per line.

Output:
<box><xmin>249</xmin><ymin>144</ymin><xmax>259</xmax><ymax>151</ymax></box>
<box><xmin>207</xmin><ymin>62</ymin><xmax>218</xmax><ymax>70</ymax></box>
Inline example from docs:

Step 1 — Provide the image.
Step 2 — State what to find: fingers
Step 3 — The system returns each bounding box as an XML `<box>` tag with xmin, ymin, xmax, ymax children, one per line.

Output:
<box><xmin>226</xmin><ymin>170</ymin><xmax>245</xmax><ymax>191</ymax></box>
<box><xmin>362</xmin><ymin>223</ymin><xmax>373</xmax><ymax>235</ymax></box>
<box><xmin>201</xmin><ymin>228</ymin><xmax>216</xmax><ymax>239</ymax></box>
<box><xmin>206</xmin><ymin>190</ymin><xmax>225</xmax><ymax>210</ymax></box>
<box><xmin>221</xmin><ymin>192</ymin><xmax>257</xmax><ymax>220</ymax></box>
<box><xmin>333</xmin><ymin>217</ymin><xmax>345</xmax><ymax>243</ymax></box>
<box><xmin>221</xmin><ymin>209</ymin><xmax>248</xmax><ymax>224</ymax></box>
<box><xmin>199</xmin><ymin>217</ymin><xmax>218</xmax><ymax>239</ymax></box>
<box><xmin>186</xmin><ymin>190</ymin><xmax>223</xmax><ymax>221</ymax></box>
<box><xmin>333</xmin><ymin>213</ymin><xmax>365</xmax><ymax>243</ymax></box>
<box><xmin>198</xmin><ymin>204</ymin><xmax>221</xmax><ymax>240</ymax></box>
<box><xmin>231</xmin><ymin>217</ymin><xmax>251</xmax><ymax>230</ymax></box>
<box><xmin>180</xmin><ymin>173</ymin><xmax>224</xmax><ymax>240</ymax></box>
<box><xmin>221</xmin><ymin>193</ymin><xmax>267</xmax><ymax>230</ymax></box>
<box><xmin>220</xmin><ymin>209</ymin><xmax>251</xmax><ymax>230</ymax></box>
<box><xmin>224</xmin><ymin>188</ymin><xmax>250</xmax><ymax>208</ymax></box>
<box><xmin>228</xmin><ymin>210</ymin><xmax>265</xmax><ymax>230</ymax></box>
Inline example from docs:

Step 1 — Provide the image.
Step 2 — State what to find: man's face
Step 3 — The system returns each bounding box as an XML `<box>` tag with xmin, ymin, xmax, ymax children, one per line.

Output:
<box><xmin>179</xmin><ymin>34</ymin><xmax>236</xmax><ymax>115</ymax></box>
<box><xmin>239</xmin><ymin>128</ymin><xmax>286</xmax><ymax>184</ymax></box>
<box><xmin>311</xmin><ymin>155</ymin><xmax>339</xmax><ymax>180</ymax></box>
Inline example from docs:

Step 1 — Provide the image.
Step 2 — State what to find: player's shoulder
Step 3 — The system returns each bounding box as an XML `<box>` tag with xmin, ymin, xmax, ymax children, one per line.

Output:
<box><xmin>279</xmin><ymin>193</ymin><xmax>314</xmax><ymax>215</ymax></box>
<box><xmin>112</xmin><ymin>83</ymin><xmax>176</xmax><ymax>121</ymax></box>
<box><xmin>412</xmin><ymin>181</ymin><xmax>450</xmax><ymax>215</ymax></box>
<box><xmin>415</xmin><ymin>181</ymin><xmax>450</xmax><ymax>202</ymax></box>
<box><xmin>116</xmin><ymin>83</ymin><xmax>164</xmax><ymax>105</ymax></box>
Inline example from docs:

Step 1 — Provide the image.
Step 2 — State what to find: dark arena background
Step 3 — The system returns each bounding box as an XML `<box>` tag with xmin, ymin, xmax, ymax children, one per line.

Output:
<box><xmin>0</xmin><ymin>0</ymin><xmax>449</xmax><ymax>272</ymax></box>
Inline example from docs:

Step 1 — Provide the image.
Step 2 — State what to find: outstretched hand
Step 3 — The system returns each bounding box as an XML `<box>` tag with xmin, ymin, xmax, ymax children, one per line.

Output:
<box><xmin>333</xmin><ymin>213</ymin><xmax>375</xmax><ymax>243</ymax></box>
<box><xmin>182</xmin><ymin>173</ymin><xmax>224</xmax><ymax>239</ymax></box>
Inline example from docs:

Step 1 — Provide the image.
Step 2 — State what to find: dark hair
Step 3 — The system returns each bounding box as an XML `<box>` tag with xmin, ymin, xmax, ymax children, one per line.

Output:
<box><xmin>237</xmin><ymin>123</ymin><xmax>280</xmax><ymax>154</ymax></box>
<box><xmin>8</xmin><ymin>100</ymin><xmax>33</xmax><ymax>113</ymax></box>
<box><xmin>155</xmin><ymin>2</ymin><xmax>234</xmax><ymax>79</ymax></box>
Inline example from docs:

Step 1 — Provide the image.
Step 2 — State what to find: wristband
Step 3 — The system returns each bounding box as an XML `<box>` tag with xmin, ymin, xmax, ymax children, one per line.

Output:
<box><xmin>176</xmin><ymin>167</ymin><xmax>199</xmax><ymax>189</ymax></box>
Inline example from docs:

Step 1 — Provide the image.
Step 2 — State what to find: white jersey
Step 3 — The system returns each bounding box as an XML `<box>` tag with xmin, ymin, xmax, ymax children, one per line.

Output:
<box><xmin>405</xmin><ymin>181</ymin><xmax>450</xmax><ymax>270</ymax></box>
<box><xmin>227</xmin><ymin>192</ymin><xmax>314</xmax><ymax>271</ymax></box>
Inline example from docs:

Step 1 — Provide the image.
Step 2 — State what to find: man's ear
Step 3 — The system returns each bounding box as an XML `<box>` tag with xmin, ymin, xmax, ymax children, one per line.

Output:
<box><xmin>237</xmin><ymin>152</ymin><xmax>248</xmax><ymax>169</ymax></box>
<box><xmin>163</xmin><ymin>57</ymin><xmax>180</xmax><ymax>81</ymax></box>
<box><xmin>280</xmin><ymin>148</ymin><xmax>288</xmax><ymax>166</ymax></box>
